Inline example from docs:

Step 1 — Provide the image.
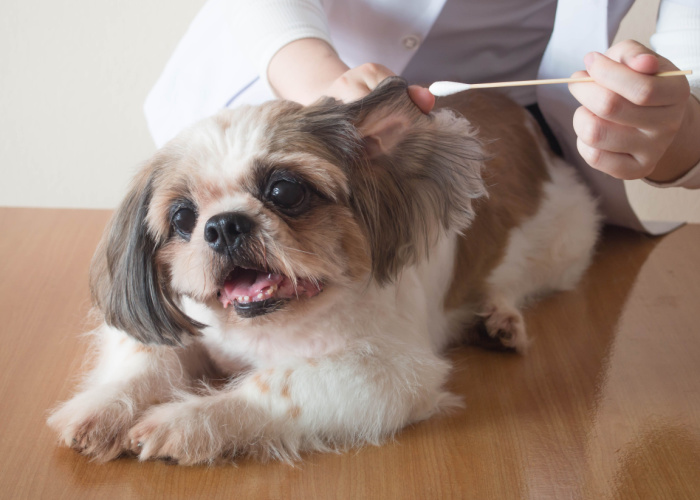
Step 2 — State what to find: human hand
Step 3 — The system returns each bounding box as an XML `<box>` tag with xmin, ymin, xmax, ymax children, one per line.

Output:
<box><xmin>568</xmin><ymin>39</ymin><xmax>694</xmax><ymax>181</ymax></box>
<box><xmin>323</xmin><ymin>63</ymin><xmax>435</xmax><ymax>113</ymax></box>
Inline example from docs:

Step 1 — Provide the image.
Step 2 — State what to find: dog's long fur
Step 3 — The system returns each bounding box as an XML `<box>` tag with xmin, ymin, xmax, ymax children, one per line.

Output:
<box><xmin>48</xmin><ymin>78</ymin><xmax>600</xmax><ymax>464</ymax></box>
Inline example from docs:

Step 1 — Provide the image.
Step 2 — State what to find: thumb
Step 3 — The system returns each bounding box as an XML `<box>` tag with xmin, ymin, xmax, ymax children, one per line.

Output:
<box><xmin>408</xmin><ymin>86</ymin><xmax>435</xmax><ymax>114</ymax></box>
<box><xmin>606</xmin><ymin>40</ymin><xmax>660</xmax><ymax>75</ymax></box>
<box><xmin>623</xmin><ymin>52</ymin><xmax>659</xmax><ymax>75</ymax></box>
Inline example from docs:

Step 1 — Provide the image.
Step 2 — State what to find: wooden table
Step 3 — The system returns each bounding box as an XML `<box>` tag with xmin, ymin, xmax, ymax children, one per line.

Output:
<box><xmin>1</xmin><ymin>207</ymin><xmax>699</xmax><ymax>499</ymax></box>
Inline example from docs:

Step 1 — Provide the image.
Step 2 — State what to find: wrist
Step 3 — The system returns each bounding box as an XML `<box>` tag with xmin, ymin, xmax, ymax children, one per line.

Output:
<box><xmin>647</xmin><ymin>95</ymin><xmax>700</xmax><ymax>183</ymax></box>
<box><xmin>268</xmin><ymin>38</ymin><xmax>349</xmax><ymax>105</ymax></box>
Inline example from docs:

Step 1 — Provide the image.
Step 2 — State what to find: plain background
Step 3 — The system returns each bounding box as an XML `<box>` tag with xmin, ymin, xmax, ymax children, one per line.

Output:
<box><xmin>1</xmin><ymin>0</ymin><xmax>698</xmax><ymax>222</ymax></box>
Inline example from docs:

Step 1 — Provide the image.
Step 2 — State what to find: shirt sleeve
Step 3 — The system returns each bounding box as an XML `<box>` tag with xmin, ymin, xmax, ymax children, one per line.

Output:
<box><xmin>226</xmin><ymin>0</ymin><xmax>334</xmax><ymax>90</ymax></box>
<box><xmin>646</xmin><ymin>0</ymin><xmax>700</xmax><ymax>188</ymax></box>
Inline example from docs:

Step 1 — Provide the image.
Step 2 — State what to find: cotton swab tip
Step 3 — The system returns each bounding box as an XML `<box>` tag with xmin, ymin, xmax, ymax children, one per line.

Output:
<box><xmin>429</xmin><ymin>81</ymin><xmax>472</xmax><ymax>96</ymax></box>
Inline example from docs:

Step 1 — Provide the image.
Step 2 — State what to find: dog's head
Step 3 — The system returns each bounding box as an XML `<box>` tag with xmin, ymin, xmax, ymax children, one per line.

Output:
<box><xmin>91</xmin><ymin>78</ymin><xmax>486</xmax><ymax>345</ymax></box>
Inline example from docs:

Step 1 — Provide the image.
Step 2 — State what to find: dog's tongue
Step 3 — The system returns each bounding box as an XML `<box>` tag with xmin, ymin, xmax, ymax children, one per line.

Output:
<box><xmin>218</xmin><ymin>268</ymin><xmax>323</xmax><ymax>308</ymax></box>
<box><xmin>223</xmin><ymin>269</ymin><xmax>284</xmax><ymax>298</ymax></box>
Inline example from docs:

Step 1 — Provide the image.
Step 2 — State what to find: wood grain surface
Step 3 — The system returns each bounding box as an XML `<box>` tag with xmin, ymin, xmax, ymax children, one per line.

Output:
<box><xmin>1</xmin><ymin>207</ymin><xmax>699</xmax><ymax>499</ymax></box>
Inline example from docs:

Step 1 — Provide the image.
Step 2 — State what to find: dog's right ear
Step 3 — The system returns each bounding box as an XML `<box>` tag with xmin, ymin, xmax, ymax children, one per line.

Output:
<box><xmin>90</xmin><ymin>156</ymin><xmax>204</xmax><ymax>346</ymax></box>
<box><xmin>342</xmin><ymin>78</ymin><xmax>488</xmax><ymax>284</ymax></box>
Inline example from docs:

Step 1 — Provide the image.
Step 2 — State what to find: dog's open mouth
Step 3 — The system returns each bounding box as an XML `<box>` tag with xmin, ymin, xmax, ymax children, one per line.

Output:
<box><xmin>217</xmin><ymin>267</ymin><xmax>322</xmax><ymax>318</ymax></box>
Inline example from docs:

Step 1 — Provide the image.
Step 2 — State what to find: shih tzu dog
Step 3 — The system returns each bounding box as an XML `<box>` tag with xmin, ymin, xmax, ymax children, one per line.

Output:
<box><xmin>48</xmin><ymin>78</ymin><xmax>599</xmax><ymax>465</ymax></box>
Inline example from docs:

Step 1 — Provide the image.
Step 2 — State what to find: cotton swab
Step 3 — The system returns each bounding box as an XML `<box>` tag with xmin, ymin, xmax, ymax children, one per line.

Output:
<box><xmin>428</xmin><ymin>70</ymin><xmax>693</xmax><ymax>96</ymax></box>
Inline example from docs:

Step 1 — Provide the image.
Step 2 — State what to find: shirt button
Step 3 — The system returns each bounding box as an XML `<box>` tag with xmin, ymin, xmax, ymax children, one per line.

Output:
<box><xmin>401</xmin><ymin>35</ymin><xmax>421</xmax><ymax>50</ymax></box>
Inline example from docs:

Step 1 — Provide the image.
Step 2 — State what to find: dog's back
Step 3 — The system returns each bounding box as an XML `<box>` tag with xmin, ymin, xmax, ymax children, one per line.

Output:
<box><xmin>432</xmin><ymin>91</ymin><xmax>600</xmax><ymax>351</ymax></box>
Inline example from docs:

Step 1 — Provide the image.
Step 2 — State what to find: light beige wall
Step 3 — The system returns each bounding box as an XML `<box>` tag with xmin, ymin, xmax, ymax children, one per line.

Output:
<box><xmin>0</xmin><ymin>0</ymin><xmax>205</xmax><ymax>208</ymax></box>
<box><xmin>1</xmin><ymin>0</ymin><xmax>698</xmax><ymax>223</ymax></box>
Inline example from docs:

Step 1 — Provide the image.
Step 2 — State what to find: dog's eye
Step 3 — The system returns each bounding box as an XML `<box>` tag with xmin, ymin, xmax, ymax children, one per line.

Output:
<box><xmin>172</xmin><ymin>207</ymin><xmax>197</xmax><ymax>239</ymax></box>
<box><xmin>269</xmin><ymin>180</ymin><xmax>306</xmax><ymax>209</ymax></box>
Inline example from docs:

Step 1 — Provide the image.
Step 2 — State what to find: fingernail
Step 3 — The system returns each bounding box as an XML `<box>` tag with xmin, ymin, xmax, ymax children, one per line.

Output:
<box><xmin>634</xmin><ymin>53</ymin><xmax>656</xmax><ymax>62</ymax></box>
<box><xmin>584</xmin><ymin>52</ymin><xmax>595</xmax><ymax>69</ymax></box>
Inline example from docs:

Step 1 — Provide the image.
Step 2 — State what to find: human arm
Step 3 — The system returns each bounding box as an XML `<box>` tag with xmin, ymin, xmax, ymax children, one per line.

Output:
<box><xmin>227</xmin><ymin>0</ymin><xmax>433</xmax><ymax>111</ymax></box>
<box><xmin>568</xmin><ymin>0</ymin><xmax>700</xmax><ymax>187</ymax></box>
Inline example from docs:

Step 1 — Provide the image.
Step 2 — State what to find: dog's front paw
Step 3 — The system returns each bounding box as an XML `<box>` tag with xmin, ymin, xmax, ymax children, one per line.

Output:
<box><xmin>129</xmin><ymin>399</ymin><xmax>231</xmax><ymax>465</ymax></box>
<box><xmin>47</xmin><ymin>393</ymin><xmax>136</xmax><ymax>461</ymax></box>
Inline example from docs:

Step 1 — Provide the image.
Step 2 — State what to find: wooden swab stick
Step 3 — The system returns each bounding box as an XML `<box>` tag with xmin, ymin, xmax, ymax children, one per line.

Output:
<box><xmin>429</xmin><ymin>70</ymin><xmax>693</xmax><ymax>96</ymax></box>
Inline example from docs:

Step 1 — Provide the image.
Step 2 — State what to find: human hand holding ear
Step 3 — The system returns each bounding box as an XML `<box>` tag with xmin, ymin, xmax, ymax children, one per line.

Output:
<box><xmin>268</xmin><ymin>38</ymin><xmax>434</xmax><ymax>113</ymax></box>
<box><xmin>568</xmin><ymin>39</ymin><xmax>700</xmax><ymax>183</ymax></box>
<box><xmin>322</xmin><ymin>63</ymin><xmax>435</xmax><ymax>113</ymax></box>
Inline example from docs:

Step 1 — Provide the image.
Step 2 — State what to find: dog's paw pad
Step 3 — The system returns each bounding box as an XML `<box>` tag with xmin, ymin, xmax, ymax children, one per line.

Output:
<box><xmin>495</xmin><ymin>328</ymin><xmax>513</xmax><ymax>341</ymax></box>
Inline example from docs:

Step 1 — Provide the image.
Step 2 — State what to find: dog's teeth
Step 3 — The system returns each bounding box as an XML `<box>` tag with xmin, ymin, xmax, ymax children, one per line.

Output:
<box><xmin>256</xmin><ymin>292</ymin><xmax>264</xmax><ymax>300</ymax></box>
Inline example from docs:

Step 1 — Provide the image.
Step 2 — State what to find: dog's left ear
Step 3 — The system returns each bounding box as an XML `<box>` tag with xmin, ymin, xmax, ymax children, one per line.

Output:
<box><xmin>342</xmin><ymin>77</ymin><xmax>488</xmax><ymax>283</ymax></box>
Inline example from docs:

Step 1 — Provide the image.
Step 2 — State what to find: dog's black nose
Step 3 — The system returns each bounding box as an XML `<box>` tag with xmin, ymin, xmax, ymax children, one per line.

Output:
<box><xmin>204</xmin><ymin>212</ymin><xmax>254</xmax><ymax>254</ymax></box>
